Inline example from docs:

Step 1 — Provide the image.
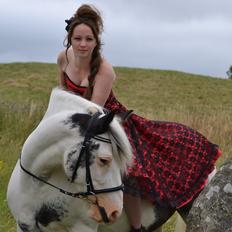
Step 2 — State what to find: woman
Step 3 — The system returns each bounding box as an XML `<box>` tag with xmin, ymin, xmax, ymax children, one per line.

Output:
<box><xmin>57</xmin><ymin>4</ymin><xmax>221</xmax><ymax>232</ymax></box>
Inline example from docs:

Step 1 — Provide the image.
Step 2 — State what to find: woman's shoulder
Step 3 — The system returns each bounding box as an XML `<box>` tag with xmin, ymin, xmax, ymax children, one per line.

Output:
<box><xmin>57</xmin><ymin>48</ymin><xmax>73</xmax><ymax>71</ymax></box>
<box><xmin>98</xmin><ymin>58</ymin><xmax>116</xmax><ymax>80</ymax></box>
<box><xmin>57</xmin><ymin>50</ymin><xmax>67</xmax><ymax>71</ymax></box>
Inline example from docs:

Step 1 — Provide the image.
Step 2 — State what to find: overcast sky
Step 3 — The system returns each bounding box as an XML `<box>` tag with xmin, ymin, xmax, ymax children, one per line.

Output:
<box><xmin>0</xmin><ymin>0</ymin><xmax>231</xmax><ymax>78</ymax></box>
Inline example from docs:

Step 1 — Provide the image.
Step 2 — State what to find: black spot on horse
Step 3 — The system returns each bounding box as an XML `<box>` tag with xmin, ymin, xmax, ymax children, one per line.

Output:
<box><xmin>63</xmin><ymin>113</ymin><xmax>91</xmax><ymax>136</ymax></box>
<box><xmin>35</xmin><ymin>202</ymin><xmax>66</xmax><ymax>227</ymax></box>
<box><xmin>64</xmin><ymin>111</ymin><xmax>115</xmax><ymax>138</ymax></box>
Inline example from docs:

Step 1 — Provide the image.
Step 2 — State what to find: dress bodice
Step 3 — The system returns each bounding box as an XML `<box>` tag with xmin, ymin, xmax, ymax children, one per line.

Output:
<box><xmin>64</xmin><ymin>72</ymin><xmax>128</xmax><ymax>113</ymax></box>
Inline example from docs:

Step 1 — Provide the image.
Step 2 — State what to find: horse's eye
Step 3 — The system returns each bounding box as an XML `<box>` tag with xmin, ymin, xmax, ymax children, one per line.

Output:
<box><xmin>91</xmin><ymin>143</ymin><xmax>100</xmax><ymax>151</ymax></box>
<box><xmin>97</xmin><ymin>156</ymin><xmax>112</xmax><ymax>166</ymax></box>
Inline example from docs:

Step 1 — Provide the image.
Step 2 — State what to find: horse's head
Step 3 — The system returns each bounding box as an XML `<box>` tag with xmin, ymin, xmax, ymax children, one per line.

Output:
<box><xmin>62</xmin><ymin>109</ymin><xmax>132</xmax><ymax>223</ymax></box>
<box><xmin>15</xmin><ymin>89</ymin><xmax>132</xmax><ymax>231</ymax></box>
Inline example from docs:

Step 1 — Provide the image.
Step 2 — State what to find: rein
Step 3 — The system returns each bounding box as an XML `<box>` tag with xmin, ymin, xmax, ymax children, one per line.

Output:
<box><xmin>19</xmin><ymin>111</ymin><xmax>124</xmax><ymax>223</ymax></box>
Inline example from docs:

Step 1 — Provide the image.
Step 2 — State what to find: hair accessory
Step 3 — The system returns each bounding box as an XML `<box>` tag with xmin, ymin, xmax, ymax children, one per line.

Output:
<box><xmin>65</xmin><ymin>17</ymin><xmax>74</xmax><ymax>32</ymax></box>
<box><xmin>65</xmin><ymin>16</ymin><xmax>90</xmax><ymax>32</ymax></box>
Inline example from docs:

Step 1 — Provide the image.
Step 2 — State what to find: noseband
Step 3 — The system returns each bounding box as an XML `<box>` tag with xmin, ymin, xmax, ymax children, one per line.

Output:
<box><xmin>20</xmin><ymin>111</ymin><xmax>124</xmax><ymax>223</ymax></box>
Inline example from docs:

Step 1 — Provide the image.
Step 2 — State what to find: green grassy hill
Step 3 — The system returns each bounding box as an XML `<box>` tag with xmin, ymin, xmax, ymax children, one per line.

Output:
<box><xmin>0</xmin><ymin>62</ymin><xmax>232</xmax><ymax>231</ymax></box>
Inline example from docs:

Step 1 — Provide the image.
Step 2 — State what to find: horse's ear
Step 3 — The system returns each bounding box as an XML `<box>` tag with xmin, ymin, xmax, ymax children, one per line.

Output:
<box><xmin>101</xmin><ymin>110</ymin><xmax>115</xmax><ymax>126</ymax></box>
<box><xmin>90</xmin><ymin>110</ymin><xmax>115</xmax><ymax>136</ymax></box>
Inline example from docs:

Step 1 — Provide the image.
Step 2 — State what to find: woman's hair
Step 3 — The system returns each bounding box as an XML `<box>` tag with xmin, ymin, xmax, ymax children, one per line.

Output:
<box><xmin>64</xmin><ymin>4</ymin><xmax>103</xmax><ymax>100</ymax></box>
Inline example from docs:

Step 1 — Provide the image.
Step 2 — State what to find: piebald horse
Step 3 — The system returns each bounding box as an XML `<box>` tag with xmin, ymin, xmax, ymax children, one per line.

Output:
<box><xmin>7</xmin><ymin>88</ymin><xmax>163</xmax><ymax>232</ymax></box>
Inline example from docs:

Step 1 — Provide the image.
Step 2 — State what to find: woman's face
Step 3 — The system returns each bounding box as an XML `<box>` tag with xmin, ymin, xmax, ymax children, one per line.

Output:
<box><xmin>71</xmin><ymin>23</ymin><xmax>97</xmax><ymax>59</ymax></box>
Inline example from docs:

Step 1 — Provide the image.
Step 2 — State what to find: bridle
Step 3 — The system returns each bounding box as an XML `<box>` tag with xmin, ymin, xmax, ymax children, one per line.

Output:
<box><xmin>20</xmin><ymin>111</ymin><xmax>124</xmax><ymax>223</ymax></box>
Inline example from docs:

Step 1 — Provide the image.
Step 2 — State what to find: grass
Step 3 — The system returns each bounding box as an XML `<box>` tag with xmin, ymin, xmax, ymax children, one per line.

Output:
<box><xmin>0</xmin><ymin>62</ymin><xmax>232</xmax><ymax>231</ymax></box>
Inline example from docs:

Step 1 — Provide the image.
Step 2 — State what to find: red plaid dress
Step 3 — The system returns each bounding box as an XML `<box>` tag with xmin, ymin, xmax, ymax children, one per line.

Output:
<box><xmin>64</xmin><ymin>74</ymin><xmax>222</xmax><ymax>209</ymax></box>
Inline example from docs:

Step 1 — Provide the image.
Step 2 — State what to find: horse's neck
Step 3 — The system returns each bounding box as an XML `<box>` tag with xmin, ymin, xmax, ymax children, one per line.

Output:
<box><xmin>21</xmin><ymin>88</ymin><xmax>102</xmax><ymax>174</ymax></box>
<box><xmin>21</xmin><ymin>111</ymin><xmax>79</xmax><ymax>174</ymax></box>
<box><xmin>43</xmin><ymin>88</ymin><xmax>102</xmax><ymax>119</ymax></box>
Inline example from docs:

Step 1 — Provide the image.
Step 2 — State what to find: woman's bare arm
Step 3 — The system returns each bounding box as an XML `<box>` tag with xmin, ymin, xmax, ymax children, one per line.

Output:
<box><xmin>91</xmin><ymin>60</ymin><xmax>116</xmax><ymax>106</ymax></box>
<box><xmin>57</xmin><ymin>50</ymin><xmax>67</xmax><ymax>88</ymax></box>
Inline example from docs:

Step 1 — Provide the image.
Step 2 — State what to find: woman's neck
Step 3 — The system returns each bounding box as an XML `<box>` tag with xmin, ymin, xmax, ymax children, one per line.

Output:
<box><xmin>74</xmin><ymin>57</ymin><xmax>90</xmax><ymax>71</ymax></box>
<box><xmin>70</xmin><ymin>46</ymin><xmax>91</xmax><ymax>71</ymax></box>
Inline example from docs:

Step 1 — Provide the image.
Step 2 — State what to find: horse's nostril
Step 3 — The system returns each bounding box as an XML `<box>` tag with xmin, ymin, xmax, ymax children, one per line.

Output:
<box><xmin>89</xmin><ymin>197</ymin><xmax>122</xmax><ymax>224</ymax></box>
<box><xmin>109</xmin><ymin>210</ymin><xmax>120</xmax><ymax>223</ymax></box>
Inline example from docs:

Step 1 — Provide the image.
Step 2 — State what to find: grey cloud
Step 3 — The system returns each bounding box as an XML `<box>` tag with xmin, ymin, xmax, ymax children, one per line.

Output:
<box><xmin>0</xmin><ymin>0</ymin><xmax>231</xmax><ymax>77</ymax></box>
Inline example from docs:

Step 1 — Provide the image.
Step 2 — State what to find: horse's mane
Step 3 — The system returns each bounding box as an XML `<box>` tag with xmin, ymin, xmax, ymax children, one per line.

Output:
<box><xmin>109</xmin><ymin>119</ymin><xmax>133</xmax><ymax>173</ymax></box>
<box><xmin>43</xmin><ymin>87</ymin><xmax>132</xmax><ymax>172</ymax></box>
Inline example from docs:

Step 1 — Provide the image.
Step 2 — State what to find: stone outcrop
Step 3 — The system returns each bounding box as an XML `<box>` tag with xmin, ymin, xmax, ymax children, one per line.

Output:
<box><xmin>186</xmin><ymin>159</ymin><xmax>232</xmax><ymax>232</ymax></box>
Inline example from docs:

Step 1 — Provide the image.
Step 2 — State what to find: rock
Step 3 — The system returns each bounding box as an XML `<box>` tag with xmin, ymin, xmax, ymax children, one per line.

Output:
<box><xmin>186</xmin><ymin>159</ymin><xmax>232</xmax><ymax>232</ymax></box>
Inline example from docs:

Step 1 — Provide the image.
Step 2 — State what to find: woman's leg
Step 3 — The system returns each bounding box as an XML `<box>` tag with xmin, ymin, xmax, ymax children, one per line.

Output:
<box><xmin>124</xmin><ymin>193</ymin><xmax>142</xmax><ymax>230</ymax></box>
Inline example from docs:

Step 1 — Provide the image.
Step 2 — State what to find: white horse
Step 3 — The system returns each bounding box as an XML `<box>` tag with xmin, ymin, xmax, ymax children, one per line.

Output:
<box><xmin>7</xmin><ymin>88</ymin><xmax>134</xmax><ymax>232</ymax></box>
<box><xmin>7</xmin><ymin>88</ymin><xmax>215</xmax><ymax>232</ymax></box>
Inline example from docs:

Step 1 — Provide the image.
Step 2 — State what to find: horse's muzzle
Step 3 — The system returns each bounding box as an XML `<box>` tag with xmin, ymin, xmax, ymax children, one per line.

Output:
<box><xmin>88</xmin><ymin>195</ymin><xmax>122</xmax><ymax>224</ymax></box>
